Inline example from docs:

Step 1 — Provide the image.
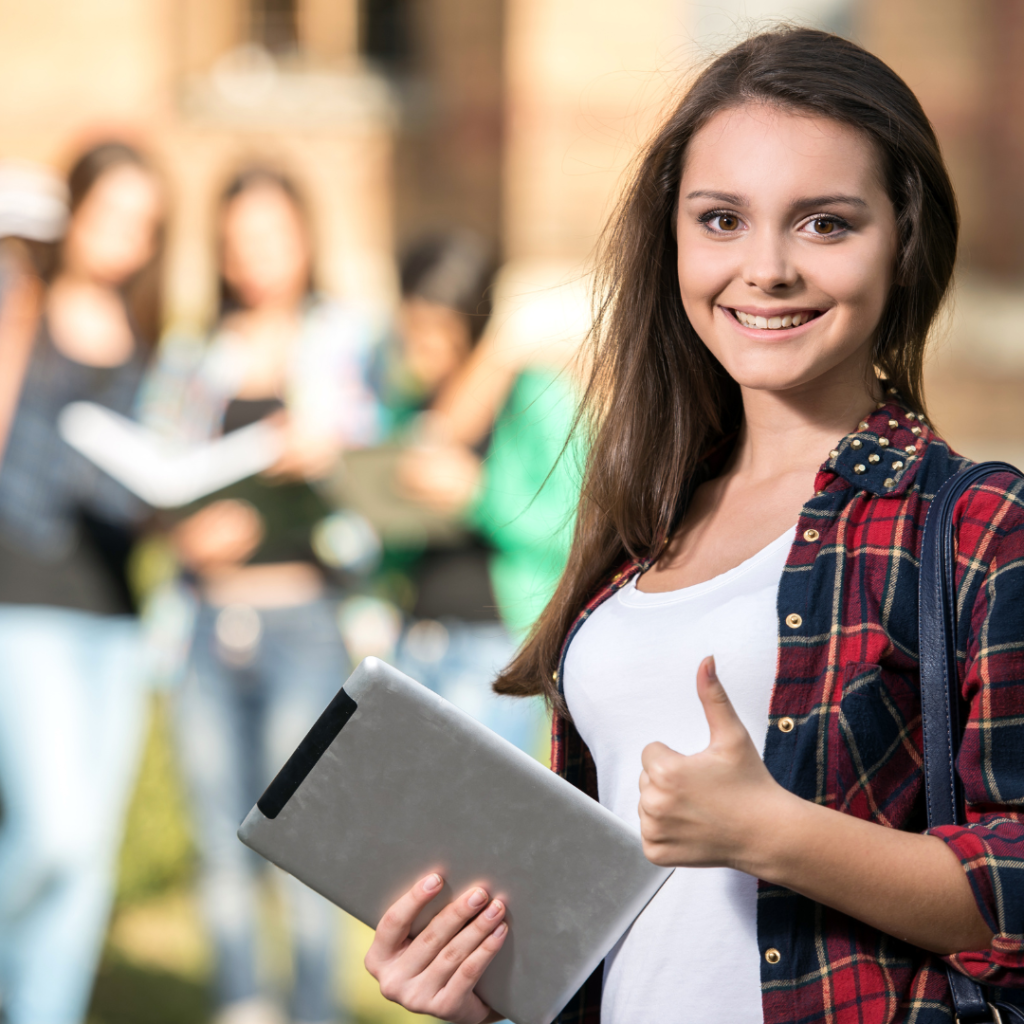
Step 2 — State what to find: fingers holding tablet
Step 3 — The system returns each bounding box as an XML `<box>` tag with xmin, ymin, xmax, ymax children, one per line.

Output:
<box><xmin>365</xmin><ymin>873</ymin><xmax>508</xmax><ymax>1024</ymax></box>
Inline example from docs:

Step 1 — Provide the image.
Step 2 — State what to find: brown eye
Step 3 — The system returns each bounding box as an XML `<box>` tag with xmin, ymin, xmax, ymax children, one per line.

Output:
<box><xmin>813</xmin><ymin>218</ymin><xmax>835</xmax><ymax>235</ymax></box>
<box><xmin>718</xmin><ymin>214</ymin><xmax>739</xmax><ymax>231</ymax></box>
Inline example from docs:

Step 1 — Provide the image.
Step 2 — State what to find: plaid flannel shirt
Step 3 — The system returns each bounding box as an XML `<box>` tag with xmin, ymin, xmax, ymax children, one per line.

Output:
<box><xmin>551</xmin><ymin>398</ymin><xmax>1024</xmax><ymax>1024</ymax></box>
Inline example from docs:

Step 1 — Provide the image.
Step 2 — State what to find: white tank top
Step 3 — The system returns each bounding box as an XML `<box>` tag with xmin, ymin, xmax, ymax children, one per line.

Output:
<box><xmin>562</xmin><ymin>527</ymin><xmax>793</xmax><ymax>1024</ymax></box>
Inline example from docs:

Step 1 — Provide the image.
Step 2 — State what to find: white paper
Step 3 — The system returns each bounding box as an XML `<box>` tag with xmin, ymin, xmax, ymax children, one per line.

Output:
<box><xmin>58</xmin><ymin>401</ymin><xmax>284</xmax><ymax>508</ymax></box>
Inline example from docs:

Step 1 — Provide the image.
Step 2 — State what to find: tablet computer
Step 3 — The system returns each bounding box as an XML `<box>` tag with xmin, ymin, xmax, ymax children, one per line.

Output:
<box><xmin>238</xmin><ymin>658</ymin><xmax>670</xmax><ymax>1024</ymax></box>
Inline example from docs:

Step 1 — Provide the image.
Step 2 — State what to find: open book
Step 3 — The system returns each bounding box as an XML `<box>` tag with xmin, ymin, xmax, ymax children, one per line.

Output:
<box><xmin>58</xmin><ymin>401</ymin><xmax>283</xmax><ymax>508</ymax></box>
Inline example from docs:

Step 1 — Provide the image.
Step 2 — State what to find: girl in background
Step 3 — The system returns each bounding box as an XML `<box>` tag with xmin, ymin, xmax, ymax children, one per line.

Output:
<box><xmin>383</xmin><ymin>236</ymin><xmax>583</xmax><ymax>756</ymax></box>
<box><xmin>0</xmin><ymin>143</ymin><xmax>164</xmax><ymax>1024</ymax></box>
<box><xmin>152</xmin><ymin>167</ymin><xmax>380</xmax><ymax>1024</ymax></box>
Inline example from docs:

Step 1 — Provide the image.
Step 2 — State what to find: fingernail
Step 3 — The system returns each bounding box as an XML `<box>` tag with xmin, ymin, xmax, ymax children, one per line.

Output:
<box><xmin>493</xmin><ymin>922</ymin><xmax>508</xmax><ymax>938</ymax></box>
<box><xmin>422</xmin><ymin>873</ymin><xmax>442</xmax><ymax>893</ymax></box>
<box><xmin>468</xmin><ymin>888</ymin><xmax>488</xmax><ymax>909</ymax></box>
<box><xmin>707</xmin><ymin>655</ymin><xmax>718</xmax><ymax>680</ymax></box>
<box><xmin>485</xmin><ymin>899</ymin><xmax>503</xmax><ymax>919</ymax></box>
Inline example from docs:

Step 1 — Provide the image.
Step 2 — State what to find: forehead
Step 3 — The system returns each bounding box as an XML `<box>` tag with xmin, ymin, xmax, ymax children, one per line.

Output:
<box><xmin>681</xmin><ymin>102</ymin><xmax>886</xmax><ymax>200</ymax></box>
<box><xmin>87</xmin><ymin>163</ymin><xmax>160</xmax><ymax>208</ymax></box>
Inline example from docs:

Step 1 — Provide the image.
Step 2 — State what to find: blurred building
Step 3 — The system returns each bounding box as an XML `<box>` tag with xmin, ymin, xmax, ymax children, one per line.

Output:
<box><xmin>0</xmin><ymin>0</ymin><xmax>397</xmax><ymax>327</ymax></box>
<box><xmin>0</xmin><ymin>0</ymin><xmax>1020</xmax><ymax>458</ymax></box>
<box><xmin>860</xmin><ymin>0</ymin><xmax>1024</xmax><ymax>465</ymax></box>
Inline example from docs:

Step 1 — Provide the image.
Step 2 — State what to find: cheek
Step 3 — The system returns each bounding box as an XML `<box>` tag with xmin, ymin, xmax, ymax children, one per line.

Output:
<box><xmin>807</xmin><ymin>244</ymin><xmax>893</xmax><ymax>321</ymax></box>
<box><xmin>676</xmin><ymin>237</ymin><xmax>732</xmax><ymax>316</ymax></box>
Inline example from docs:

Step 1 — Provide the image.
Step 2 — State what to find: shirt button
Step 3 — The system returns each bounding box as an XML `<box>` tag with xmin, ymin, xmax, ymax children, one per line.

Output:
<box><xmin>785</xmin><ymin>613</ymin><xmax>802</xmax><ymax>629</ymax></box>
<box><xmin>765</xmin><ymin>948</ymin><xmax>782</xmax><ymax>964</ymax></box>
<box><xmin>778</xmin><ymin>716</ymin><xmax>795</xmax><ymax>733</ymax></box>
<box><xmin>802</xmin><ymin>529</ymin><xmax>819</xmax><ymax>542</ymax></box>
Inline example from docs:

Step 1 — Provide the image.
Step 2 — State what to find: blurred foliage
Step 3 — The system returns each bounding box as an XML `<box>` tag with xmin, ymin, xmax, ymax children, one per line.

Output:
<box><xmin>88</xmin><ymin>954</ymin><xmax>211</xmax><ymax>1024</ymax></box>
<box><xmin>115</xmin><ymin>695</ymin><xmax>195</xmax><ymax>907</ymax></box>
<box><xmin>127</xmin><ymin>533</ymin><xmax>180</xmax><ymax>605</ymax></box>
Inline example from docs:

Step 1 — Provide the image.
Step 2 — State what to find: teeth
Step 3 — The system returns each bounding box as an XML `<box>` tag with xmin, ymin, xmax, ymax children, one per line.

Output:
<box><xmin>735</xmin><ymin>310</ymin><xmax>816</xmax><ymax>330</ymax></box>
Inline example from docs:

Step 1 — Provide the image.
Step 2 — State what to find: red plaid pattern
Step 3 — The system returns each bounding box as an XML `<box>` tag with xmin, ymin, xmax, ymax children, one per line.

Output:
<box><xmin>551</xmin><ymin>399</ymin><xmax>1024</xmax><ymax>1024</ymax></box>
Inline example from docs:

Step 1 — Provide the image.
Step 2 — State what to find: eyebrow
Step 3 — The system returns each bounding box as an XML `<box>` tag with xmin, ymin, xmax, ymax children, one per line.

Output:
<box><xmin>684</xmin><ymin>189</ymin><xmax>868</xmax><ymax>209</ymax></box>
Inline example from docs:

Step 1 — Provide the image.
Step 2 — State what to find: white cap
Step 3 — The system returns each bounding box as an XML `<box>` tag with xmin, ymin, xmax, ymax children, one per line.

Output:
<box><xmin>0</xmin><ymin>161</ymin><xmax>68</xmax><ymax>242</ymax></box>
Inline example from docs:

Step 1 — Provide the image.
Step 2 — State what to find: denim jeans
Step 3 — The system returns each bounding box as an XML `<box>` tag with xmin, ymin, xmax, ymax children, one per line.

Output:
<box><xmin>177</xmin><ymin>600</ymin><xmax>350</xmax><ymax>1023</ymax></box>
<box><xmin>395</xmin><ymin>618</ymin><xmax>547</xmax><ymax>756</ymax></box>
<box><xmin>0</xmin><ymin>607</ymin><xmax>144</xmax><ymax>1024</ymax></box>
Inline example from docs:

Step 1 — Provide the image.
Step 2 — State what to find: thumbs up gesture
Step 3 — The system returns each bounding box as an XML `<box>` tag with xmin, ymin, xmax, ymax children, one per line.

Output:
<box><xmin>638</xmin><ymin>656</ymin><xmax>786</xmax><ymax>871</ymax></box>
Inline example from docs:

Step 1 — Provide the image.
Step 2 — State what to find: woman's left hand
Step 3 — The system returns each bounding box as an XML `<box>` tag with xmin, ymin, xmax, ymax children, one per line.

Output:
<box><xmin>639</xmin><ymin>655</ymin><xmax>790</xmax><ymax>871</ymax></box>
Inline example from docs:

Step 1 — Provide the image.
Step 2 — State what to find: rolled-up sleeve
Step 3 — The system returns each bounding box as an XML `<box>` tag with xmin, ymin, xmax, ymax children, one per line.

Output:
<box><xmin>929</xmin><ymin>475</ymin><xmax>1024</xmax><ymax>986</ymax></box>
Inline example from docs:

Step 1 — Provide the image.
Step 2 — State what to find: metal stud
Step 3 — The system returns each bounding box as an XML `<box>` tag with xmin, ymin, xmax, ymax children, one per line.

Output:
<box><xmin>829</xmin><ymin>449</ymin><xmax>839</xmax><ymax>460</ymax></box>
<box><xmin>906</xmin><ymin>411</ymin><xmax>916</xmax><ymax>420</ymax></box>
<box><xmin>858</xmin><ymin>420</ymin><xmax>870</xmax><ymax>432</ymax></box>
<box><xmin>850</xmin><ymin>439</ymin><xmax>862</xmax><ymax>449</ymax></box>
<box><xmin>875</xmin><ymin>401</ymin><xmax>885</xmax><ymax>410</ymax></box>
<box><xmin>911</xmin><ymin>426</ymin><xmax>922</xmax><ymax>436</ymax></box>
<box><xmin>892</xmin><ymin>460</ymin><xmax>904</xmax><ymax>471</ymax></box>
<box><xmin>904</xmin><ymin>445</ymin><xmax>917</xmax><ymax>454</ymax></box>
<box><xmin>802</xmin><ymin>528</ymin><xmax>820</xmax><ymax>542</ymax></box>
<box><xmin>884</xmin><ymin>478</ymin><xmax>895</xmax><ymax>488</ymax></box>
<box><xmin>888</xmin><ymin>387</ymin><xmax>898</xmax><ymax>395</ymax></box>
<box><xmin>785</xmin><ymin>613</ymin><xmax>802</xmax><ymax>629</ymax></box>
<box><xmin>888</xmin><ymin>419</ymin><xmax>899</xmax><ymax>429</ymax></box>
<box><xmin>853</xmin><ymin>463</ymin><xmax>866</xmax><ymax>474</ymax></box>
<box><xmin>868</xmin><ymin>453</ymin><xmax>880</xmax><ymax>463</ymax></box>
<box><xmin>878</xmin><ymin>437</ymin><xmax>890</xmax><ymax>448</ymax></box>
<box><xmin>778</xmin><ymin>717</ymin><xmax>795</xmax><ymax>733</ymax></box>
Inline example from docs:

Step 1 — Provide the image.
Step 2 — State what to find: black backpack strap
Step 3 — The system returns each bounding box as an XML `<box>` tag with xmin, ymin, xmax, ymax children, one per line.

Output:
<box><xmin>919</xmin><ymin>461</ymin><xmax>1024</xmax><ymax>1024</ymax></box>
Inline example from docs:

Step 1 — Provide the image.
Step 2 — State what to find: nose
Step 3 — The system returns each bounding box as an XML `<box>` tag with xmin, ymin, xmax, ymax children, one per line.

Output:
<box><xmin>742</xmin><ymin>229</ymin><xmax>799</xmax><ymax>292</ymax></box>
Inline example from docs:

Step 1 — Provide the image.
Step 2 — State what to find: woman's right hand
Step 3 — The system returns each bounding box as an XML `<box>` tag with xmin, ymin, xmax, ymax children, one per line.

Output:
<box><xmin>365</xmin><ymin>873</ymin><xmax>508</xmax><ymax>1024</ymax></box>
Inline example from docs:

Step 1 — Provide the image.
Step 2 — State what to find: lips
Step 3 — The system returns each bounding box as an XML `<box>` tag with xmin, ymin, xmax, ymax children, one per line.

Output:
<box><xmin>728</xmin><ymin>308</ymin><xmax>824</xmax><ymax>330</ymax></box>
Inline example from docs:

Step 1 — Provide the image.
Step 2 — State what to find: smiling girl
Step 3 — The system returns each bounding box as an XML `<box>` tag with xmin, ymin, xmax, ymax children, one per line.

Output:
<box><xmin>361</xmin><ymin>28</ymin><xmax>1024</xmax><ymax>1024</ymax></box>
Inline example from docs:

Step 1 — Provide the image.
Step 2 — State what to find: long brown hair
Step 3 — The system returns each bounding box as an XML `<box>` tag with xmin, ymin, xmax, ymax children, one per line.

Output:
<box><xmin>65</xmin><ymin>141</ymin><xmax>165</xmax><ymax>348</ymax></box>
<box><xmin>494</xmin><ymin>27</ymin><xmax>959</xmax><ymax>708</ymax></box>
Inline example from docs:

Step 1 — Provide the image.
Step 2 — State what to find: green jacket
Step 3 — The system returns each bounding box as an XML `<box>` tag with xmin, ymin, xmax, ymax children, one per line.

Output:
<box><xmin>471</xmin><ymin>368</ymin><xmax>583</xmax><ymax>637</ymax></box>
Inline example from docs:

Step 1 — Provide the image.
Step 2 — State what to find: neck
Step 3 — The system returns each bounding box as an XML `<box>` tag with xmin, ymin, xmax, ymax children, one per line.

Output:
<box><xmin>54</xmin><ymin>268</ymin><xmax>117</xmax><ymax>293</ymax></box>
<box><xmin>730</xmin><ymin>368</ymin><xmax>880</xmax><ymax>482</ymax></box>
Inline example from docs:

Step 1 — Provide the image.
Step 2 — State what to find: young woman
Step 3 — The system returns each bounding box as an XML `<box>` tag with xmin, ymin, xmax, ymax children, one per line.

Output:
<box><xmin>360</xmin><ymin>28</ymin><xmax>1024</xmax><ymax>1024</ymax></box>
<box><xmin>0</xmin><ymin>142</ymin><xmax>164</xmax><ymax>1024</ymax></box>
<box><xmin>151</xmin><ymin>167</ymin><xmax>380</xmax><ymax>1024</ymax></box>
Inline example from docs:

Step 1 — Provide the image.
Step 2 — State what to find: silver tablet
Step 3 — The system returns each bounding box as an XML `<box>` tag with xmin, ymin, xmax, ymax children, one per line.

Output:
<box><xmin>238</xmin><ymin>658</ymin><xmax>670</xmax><ymax>1024</ymax></box>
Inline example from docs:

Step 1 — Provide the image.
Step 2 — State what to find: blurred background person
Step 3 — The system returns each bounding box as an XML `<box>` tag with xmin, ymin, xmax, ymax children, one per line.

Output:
<box><xmin>146</xmin><ymin>166</ymin><xmax>381</xmax><ymax>1024</ymax></box>
<box><xmin>0</xmin><ymin>142</ymin><xmax>164</xmax><ymax>1024</ymax></box>
<box><xmin>369</xmin><ymin>238</ymin><xmax>585</xmax><ymax>755</ymax></box>
<box><xmin>374</xmin><ymin>233</ymin><xmax>535</xmax><ymax>749</ymax></box>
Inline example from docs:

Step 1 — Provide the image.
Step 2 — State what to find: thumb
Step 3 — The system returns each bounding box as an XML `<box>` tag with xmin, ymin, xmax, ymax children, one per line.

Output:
<box><xmin>696</xmin><ymin>655</ymin><xmax>746</xmax><ymax>745</ymax></box>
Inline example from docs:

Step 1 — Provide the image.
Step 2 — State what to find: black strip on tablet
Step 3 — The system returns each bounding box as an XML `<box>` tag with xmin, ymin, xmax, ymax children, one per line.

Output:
<box><xmin>257</xmin><ymin>687</ymin><xmax>358</xmax><ymax>819</ymax></box>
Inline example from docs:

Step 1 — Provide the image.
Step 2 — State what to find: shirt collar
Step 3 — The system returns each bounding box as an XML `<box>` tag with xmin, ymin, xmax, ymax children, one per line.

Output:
<box><xmin>815</xmin><ymin>390</ymin><xmax>931</xmax><ymax>497</ymax></box>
